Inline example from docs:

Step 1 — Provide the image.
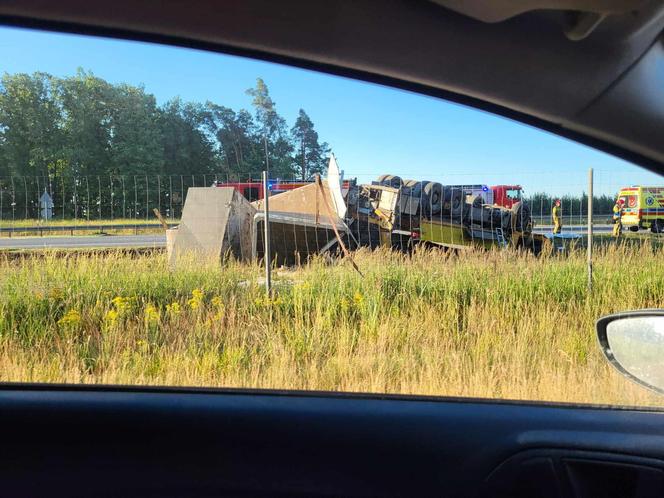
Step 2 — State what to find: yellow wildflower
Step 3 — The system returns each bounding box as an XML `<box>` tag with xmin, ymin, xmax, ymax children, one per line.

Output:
<box><xmin>104</xmin><ymin>309</ymin><xmax>119</xmax><ymax>327</ymax></box>
<box><xmin>209</xmin><ymin>296</ymin><xmax>225</xmax><ymax>321</ymax></box>
<box><xmin>111</xmin><ymin>296</ymin><xmax>131</xmax><ymax>313</ymax></box>
<box><xmin>353</xmin><ymin>291</ymin><xmax>364</xmax><ymax>306</ymax></box>
<box><xmin>58</xmin><ymin>309</ymin><xmax>82</xmax><ymax>328</ymax></box>
<box><xmin>144</xmin><ymin>304</ymin><xmax>160</xmax><ymax>325</ymax></box>
<box><xmin>166</xmin><ymin>302</ymin><xmax>182</xmax><ymax>316</ymax></box>
<box><xmin>188</xmin><ymin>289</ymin><xmax>204</xmax><ymax>310</ymax></box>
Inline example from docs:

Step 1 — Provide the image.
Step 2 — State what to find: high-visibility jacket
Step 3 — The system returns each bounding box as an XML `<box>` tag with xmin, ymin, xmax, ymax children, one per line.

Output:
<box><xmin>613</xmin><ymin>204</ymin><xmax>623</xmax><ymax>220</ymax></box>
<box><xmin>552</xmin><ymin>205</ymin><xmax>561</xmax><ymax>220</ymax></box>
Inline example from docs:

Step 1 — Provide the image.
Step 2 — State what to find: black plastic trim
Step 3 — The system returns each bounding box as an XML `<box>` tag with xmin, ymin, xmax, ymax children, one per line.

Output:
<box><xmin>1</xmin><ymin>380</ymin><xmax>664</xmax><ymax>413</ymax></box>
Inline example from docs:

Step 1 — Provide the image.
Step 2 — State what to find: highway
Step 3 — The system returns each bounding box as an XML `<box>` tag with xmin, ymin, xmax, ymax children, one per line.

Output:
<box><xmin>0</xmin><ymin>225</ymin><xmax>624</xmax><ymax>250</ymax></box>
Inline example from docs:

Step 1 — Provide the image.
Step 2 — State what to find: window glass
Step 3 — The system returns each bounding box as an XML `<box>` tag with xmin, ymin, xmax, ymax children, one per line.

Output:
<box><xmin>0</xmin><ymin>26</ymin><xmax>662</xmax><ymax>407</ymax></box>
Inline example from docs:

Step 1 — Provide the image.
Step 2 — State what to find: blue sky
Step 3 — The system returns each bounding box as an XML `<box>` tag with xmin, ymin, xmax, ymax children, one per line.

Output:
<box><xmin>0</xmin><ymin>26</ymin><xmax>661</xmax><ymax>196</ymax></box>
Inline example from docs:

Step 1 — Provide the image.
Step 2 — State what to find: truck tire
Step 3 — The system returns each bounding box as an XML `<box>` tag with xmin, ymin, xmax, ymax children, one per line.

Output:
<box><xmin>406</xmin><ymin>180</ymin><xmax>424</xmax><ymax>197</ymax></box>
<box><xmin>402</xmin><ymin>180</ymin><xmax>427</xmax><ymax>216</ymax></box>
<box><xmin>442</xmin><ymin>186</ymin><xmax>464</xmax><ymax>218</ymax></box>
<box><xmin>466</xmin><ymin>194</ymin><xmax>483</xmax><ymax>208</ymax></box>
<box><xmin>652</xmin><ymin>220</ymin><xmax>663</xmax><ymax>233</ymax></box>
<box><xmin>511</xmin><ymin>201</ymin><xmax>532</xmax><ymax>233</ymax></box>
<box><xmin>377</xmin><ymin>174</ymin><xmax>403</xmax><ymax>189</ymax></box>
<box><xmin>423</xmin><ymin>182</ymin><xmax>443</xmax><ymax>216</ymax></box>
<box><xmin>402</xmin><ymin>179</ymin><xmax>419</xmax><ymax>196</ymax></box>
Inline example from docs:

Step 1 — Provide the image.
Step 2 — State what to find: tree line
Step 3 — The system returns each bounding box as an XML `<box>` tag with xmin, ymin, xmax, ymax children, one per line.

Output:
<box><xmin>528</xmin><ymin>192</ymin><xmax>618</xmax><ymax>217</ymax></box>
<box><xmin>0</xmin><ymin>70</ymin><xmax>329</xmax><ymax>218</ymax></box>
<box><xmin>0</xmin><ymin>71</ymin><xmax>330</xmax><ymax>179</ymax></box>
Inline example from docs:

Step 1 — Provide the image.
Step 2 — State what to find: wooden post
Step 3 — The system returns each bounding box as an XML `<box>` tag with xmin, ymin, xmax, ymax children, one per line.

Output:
<box><xmin>262</xmin><ymin>171</ymin><xmax>272</xmax><ymax>295</ymax></box>
<box><xmin>152</xmin><ymin>208</ymin><xmax>169</xmax><ymax>230</ymax></box>
<box><xmin>587</xmin><ymin>168</ymin><xmax>593</xmax><ymax>292</ymax></box>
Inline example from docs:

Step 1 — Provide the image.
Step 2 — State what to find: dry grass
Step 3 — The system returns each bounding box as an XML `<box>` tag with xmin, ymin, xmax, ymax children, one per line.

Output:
<box><xmin>0</xmin><ymin>242</ymin><xmax>663</xmax><ymax>407</ymax></box>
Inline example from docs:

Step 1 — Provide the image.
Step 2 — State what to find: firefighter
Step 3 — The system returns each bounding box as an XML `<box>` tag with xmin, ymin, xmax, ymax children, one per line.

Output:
<box><xmin>552</xmin><ymin>199</ymin><xmax>562</xmax><ymax>234</ymax></box>
<box><xmin>613</xmin><ymin>198</ymin><xmax>625</xmax><ymax>237</ymax></box>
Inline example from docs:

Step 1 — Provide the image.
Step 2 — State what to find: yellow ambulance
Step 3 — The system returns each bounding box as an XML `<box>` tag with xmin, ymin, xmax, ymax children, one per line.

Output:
<box><xmin>617</xmin><ymin>186</ymin><xmax>664</xmax><ymax>233</ymax></box>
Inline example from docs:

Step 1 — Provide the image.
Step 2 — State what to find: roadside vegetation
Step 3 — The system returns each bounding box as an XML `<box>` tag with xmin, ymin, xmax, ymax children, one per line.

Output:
<box><xmin>0</xmin><ymin>243</ymin><xmax>663</xmax><ymax>407</ymax></box>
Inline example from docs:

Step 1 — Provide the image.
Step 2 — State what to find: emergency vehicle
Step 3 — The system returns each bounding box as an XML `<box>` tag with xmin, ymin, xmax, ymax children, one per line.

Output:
<box><xmin>617</xmin><ymin>186</ymin><xmax>664</xmax><ymax>233</ymax></box>
<box><xmin>214</xmin><ymin>178</ymin><xmax>352</xmax><ymax>201</ymax></box>
<box><xmin>445</xmin><ymin>184</ymin><xmax>524</xmax><ymax>209</ymax></box>
<box><xmin>213</xmin><ymin>179</ymin><xmax>312</xmax><ymax>201</ymax></box>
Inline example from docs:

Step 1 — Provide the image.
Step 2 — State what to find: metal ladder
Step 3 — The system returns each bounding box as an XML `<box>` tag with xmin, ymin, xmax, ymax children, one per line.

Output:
<box><xmin>495</xmin><ymin>227</ymin><xmax>508</xmax><ymax>248</ymax></box>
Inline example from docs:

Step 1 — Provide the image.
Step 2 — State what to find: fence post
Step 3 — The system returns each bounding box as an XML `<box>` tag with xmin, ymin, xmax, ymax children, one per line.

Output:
<box><xmin>262</xmin><ymin>170</ymin><xmax>272</xmax><ymax>295</ymax></box>
<box><xmin>587</xmin><ymin>168</ymin><xmax>593</xmax><ymax>292</ymax></box>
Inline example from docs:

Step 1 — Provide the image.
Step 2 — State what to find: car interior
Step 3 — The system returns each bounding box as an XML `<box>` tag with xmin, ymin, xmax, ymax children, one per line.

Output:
<box><xmin>0</xmin><ymin>1</ymin><xmax>663</xmax><ymax>496</ymax></box>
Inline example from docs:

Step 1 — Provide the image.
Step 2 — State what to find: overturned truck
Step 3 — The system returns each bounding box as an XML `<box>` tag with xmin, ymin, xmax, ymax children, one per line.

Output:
<box><xmin>167</xmin><ymin>161</ymin><xmax>549</xmax><ymax>266</ymax></box>
<box><xmin>345</xmin><ymin>175</ymin><xmax>549</xmax><ymax>255</ymax></box>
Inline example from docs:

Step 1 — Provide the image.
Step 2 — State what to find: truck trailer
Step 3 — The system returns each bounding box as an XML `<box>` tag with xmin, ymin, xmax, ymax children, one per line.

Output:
<box><xmin>349</xmin><ymin>177</ymin><xmax>548</xmax><ymax>255</ymax></box>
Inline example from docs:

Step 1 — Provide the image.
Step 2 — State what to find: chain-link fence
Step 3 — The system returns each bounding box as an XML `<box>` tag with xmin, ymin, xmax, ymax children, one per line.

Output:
<box><xmin>0</xmin><ymin>172</ymin><xmax>309</xmax><ymax>227</ymax></box>
<box><xmin>1</xmin><ymin>170</ymin><xmax>662</xmax><ymax>249</ymax></box>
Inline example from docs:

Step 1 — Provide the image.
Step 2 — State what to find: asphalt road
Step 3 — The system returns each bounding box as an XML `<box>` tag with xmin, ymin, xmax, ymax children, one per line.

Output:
<box><xmin>0</xmin><ymin>234</ymin><xmax>166</xmax><ymax>250</ymax></box>
<box><xmin>0</xmin><ymin>225</ymin><xmax>623</xmax><ymax>250</ymax></box>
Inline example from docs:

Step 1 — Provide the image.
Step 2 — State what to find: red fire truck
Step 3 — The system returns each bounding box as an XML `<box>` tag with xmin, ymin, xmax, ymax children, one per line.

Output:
<box><xmin>490</xmin><ymin>185</ymin><xmax>523</xmax><ymax>209</ymax></box>
<box><xmin>213</xmin><ymin>179</ymin><xmax>312</xmax><ymax>201</ymax></box>
<box><xmin>214</xmin><ymin>178</ymin><xmax>352</xmax><ymax>201</ymax></box>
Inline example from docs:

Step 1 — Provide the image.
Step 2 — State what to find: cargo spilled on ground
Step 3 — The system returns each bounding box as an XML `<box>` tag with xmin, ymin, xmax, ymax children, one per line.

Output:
<box><xmin>0</xmin><ymin>243</ymin><xmax>663</xmax><ymax>407</ymax></box>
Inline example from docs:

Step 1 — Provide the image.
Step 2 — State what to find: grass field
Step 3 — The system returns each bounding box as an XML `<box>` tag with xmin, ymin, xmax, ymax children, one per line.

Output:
<box><xmin>0</xmin><ymin>243</ymin><xmax>663</xmax><ymax>407</ymax></box>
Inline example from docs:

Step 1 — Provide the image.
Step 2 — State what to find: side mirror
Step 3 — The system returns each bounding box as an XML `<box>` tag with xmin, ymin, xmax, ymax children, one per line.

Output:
<box><xmin>596</xmin><ymin>310</ymin><xmax>664</xmax><ymax>394</ymax></box>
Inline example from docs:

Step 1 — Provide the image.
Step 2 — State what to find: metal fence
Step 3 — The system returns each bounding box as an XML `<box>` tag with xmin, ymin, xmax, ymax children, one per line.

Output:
<box><xmin>0</xmin><ymin>173</ymin><xmax>291</xmax><ymax>224</ymax></box>
<box><xmin>0</xmin><ymin>170</ymin><xmax>657</xmax><ymax>236</ymax></box>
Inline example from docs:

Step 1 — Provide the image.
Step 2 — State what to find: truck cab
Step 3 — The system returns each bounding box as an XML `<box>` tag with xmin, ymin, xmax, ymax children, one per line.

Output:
<box><xmin>491</xmin><ymin>185</ymin><xmax>523</xmax><ymax>209</ymax></box>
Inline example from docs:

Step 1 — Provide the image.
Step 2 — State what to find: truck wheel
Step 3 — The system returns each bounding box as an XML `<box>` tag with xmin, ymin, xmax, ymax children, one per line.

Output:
<box><xmin>402</xmin><ymin>179</ymin><xmax>418</xmax><ymax>196</ymax></box>
<box><xmin>377</xmin><ymin>175</ymin><xmax>403</xmax><ymax>189</ymax></box>
<box><xmin>629</xmin><ymin>226</ymin><xmax>639</xmax><ymax>233</ymax></box>
<box><xmin>406</xmin><ymin>180</ymin><xmax>424</xmax><ymax>197</ymax></box>
<box><xmin>415</xmin><ymin>180</ymin><xmax>434</xmax><ymax>218</ymax></box>
<box><xmin>403</xmin><ymin>181</ymin><xmax>427</xmax><ymax>216</ymax></box>
<box><xmin>423</xmin><ymin>182</ymin><xmax>442</xmax><ymax>217</ymax></box>
<box><xmin>441</xmin><ymin>187</ymin><xmax>464</xmax><ymax>218</ymax></box>
<box><xmin>511</xmin><ymin>202</ymin><xmax>532</xmax><ymax>233</ymax></box>
<box><xmin>652</xmin><ymin>220</ymin><xmax>663</xmax><ymax>233</ymax></box>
